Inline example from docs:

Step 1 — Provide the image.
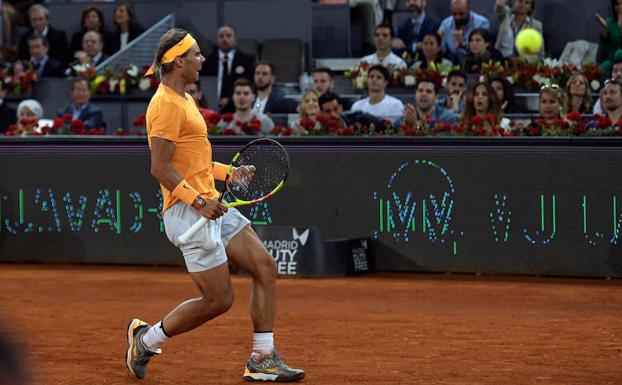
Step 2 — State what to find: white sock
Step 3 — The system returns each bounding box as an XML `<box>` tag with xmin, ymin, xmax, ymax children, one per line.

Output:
<box><xmin>141</xmin><ymin>321</ymin><xmax>170</xmax><ymax>349</ymax></box>
<box><xmin>253</xmin><ymin>331</ymin><xmax>274</xmax><ymax>354</ymax></box>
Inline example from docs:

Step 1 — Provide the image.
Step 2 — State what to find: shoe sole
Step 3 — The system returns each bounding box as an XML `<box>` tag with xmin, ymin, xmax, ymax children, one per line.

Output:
<box><xmin>243</xmin><ymin>367</ymin><xmax>305</xmax><ymax>382</ymax></box>
<box><xmin>125</xmin><ymin>319</ymin><xmax>141</xmax><ymax>378</ymax></box>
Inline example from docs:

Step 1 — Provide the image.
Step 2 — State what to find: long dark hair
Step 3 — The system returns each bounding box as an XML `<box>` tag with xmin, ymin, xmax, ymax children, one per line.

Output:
<box><xmin>461</xmin><ymin>81</ymin><xmax>503</xmax><ymax>123</ymax></box>
<box><xmin>81</xmin><ymin>6</ymin><xmax>105</xmax><ymax>32</ymax></box>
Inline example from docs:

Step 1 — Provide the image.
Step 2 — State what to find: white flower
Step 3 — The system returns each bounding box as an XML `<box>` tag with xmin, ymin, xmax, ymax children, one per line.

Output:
<box><xmin>354</xmin><ymin>75</ymin><xmax>367</xmax><ymax>90</ymax></box>
<box><xmin>108</xmin><ymin>78</ymin><xmax>118</xmax><ymax>92</ymax></box>
<box><xmin>73</xmin><ymin>64</ymin><xmax>87</xmax><ymax>73</ymax></box>
<box><xmin>126</xmin><ymin>65</ymin><xmax>138</xmax><ymax>77</ymax></box>
<box><xmin>532</xmin><ymin>74</ymin><xmax>550</xmax><ymax>86</ymax></box>
<box><xmin>506</xmin><ymin>76</ymin><xmax>515</xmax><ymax>84</ymax></box>
<box><xmin>404</xmin><ymin>75</ymin><xmax>416</xmax><ymax>87</ymax></box>
<box><xmin>138</xmin><ymin>77</ymin><xmax>151</xmax><ymax>91</ymax></box>
<box><xmin>591</xmin><ymin>80</ymin><xmax>600</xmax><ymax>91</ymax></box>
<box><xmin>543</xmin><ymin>57</ymin><xmax>562</xmax><ymax>68</ymax></box>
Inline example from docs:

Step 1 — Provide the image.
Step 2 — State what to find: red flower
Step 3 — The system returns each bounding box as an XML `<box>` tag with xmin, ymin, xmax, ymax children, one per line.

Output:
<box><xmin>71</xmin><ymin>120</ymin><xmax>85</xmax><ymax>134</ymax></box>
<box><xmin>63</xmin><ymin>113</ymin><xmax>72</xmax><ymax>121</ymax></box>
<box><xmin>223</xmin><ymin>128</ymin><xmax>237</xmax><ymax>136</ymax></box>
<box><xmin>234</xmin><ymin>119</ymin><xmax>243</xmax><ymax>127</ymax></box>
<box><xmin>207</xmin><ymin>112</ymin><xmax>221</xmax><ymax>124</ymax></box>
<box><xmin>299</xmin><ymin>117</ymin><xmax>315</xmax><ymax>130</ymax></box>
<box><xmin>471</xmin><ymin>116</ymin><xmax>483</xmax><ymax>126</ymax></box>
<box><xmin>132</xmin><ymin>117</ymin><xmax>145</xmax><ymax>127</ymax></box>
<box><xmin>53</xmin><ymin>117</ymin><xmax>64</xmax><ymax>128</ymax></box>
<box><xmin>567</xmin><ymin>111</ymin><xmax>581</xmax><ymax>121</ymax></box>
<box><xmin>485</xmin><ymin>113</ymin><xmax>496</xmax><ymax>123</ymax></box>
<box><xmin>249</xmin><ymin>119</ymin><xmax>262</xmax><ymax>133</ymax></box>
<box><xmin>223</xmin><ymin>113</ymin><xmax>234</xmax><ymax>123</ymax></box>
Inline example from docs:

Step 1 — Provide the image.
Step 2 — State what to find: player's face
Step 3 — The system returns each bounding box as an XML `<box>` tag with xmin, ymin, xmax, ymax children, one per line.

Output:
<box><xmin>366</xmin><ymin>69</ymin><xmax>387</xmax><ymax>93</ymax></box>
<box><xmin>313</xmin><ymin>72</ymin><xmax>333</xmax><ymax>95</ymax></box>
<box><xmin>472</xmin><ymin>84</ymin><xmax>490</xmax><ymax>114</ymax></box>
<box><xmin>539</xmin><ymin>91</ymin><xmax>561</xmax><ymax>119</ymax></box>
<box><xmin>415</xmin><ymin>82</ymin><xmax>436</xmax><ymax>110</ymax></box>
<box><xmin>182</xmin><ymin>44</ymin><xmax>205</xmax><ymax>82</ymax></box>
<box><xmin>217</xmin><ymin>27</ymin><xmax>237</xmax><ymax>52</ymax></box>
<box><xmin>233</xmin><ymin>86</ymin><xmax>254</xmax><ymax>110</ymax></box>
<box><xmin>254</xmin><ymin>64</ymin><xmax>274</xmax><ymax>91</ymax></box>
<box><xmin>29</xmin><ymin>9</ymin><xmax>48</xmax><ymax>33</ymax></box>
<box><xmin>302</xmin><ymin>92</ymin><xmax>320</xmax><ymax>116</ymax></box>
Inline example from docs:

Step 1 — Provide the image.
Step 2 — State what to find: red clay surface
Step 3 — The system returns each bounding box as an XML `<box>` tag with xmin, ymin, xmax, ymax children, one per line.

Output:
<box><xmin>0</xmin><ymin>264</ymin><xmax>621</xmax><ymax>385</ymax></box>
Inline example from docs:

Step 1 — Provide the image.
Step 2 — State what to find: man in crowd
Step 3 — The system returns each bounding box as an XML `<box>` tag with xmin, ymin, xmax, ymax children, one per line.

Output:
<box><xmin>27</xmin><ymin>35</ymin><xmax>63</xmax><ymax>77</ymax></box>
<box><xmin>56</xmin><ymin>78</ymin><xmax>104</xmax><ymax>130</ymax></box>
<box><xmin>395</xmin><ymin>78</ymin><xmax>458</xmax><ymax>128</ymax></box>
<box><xmin>437</xmin><ymin>0</ymin><xmax>489</xmax><ymax>59</ymax></box>
<box><xmin>319</xmin><ymin>91</ymin><xmax>385</xmax><ymax>128</ymax></box>
<box><xmin>437</xmin><ymin>70</ymin><xmax>467</xmax><ymax>113</ymax></box>
<box><xmin>594</xmin><ymin>57</ymin><xmax>622</xmax><ymax>114</ymax></box>
<box><xmin>0</xmin><ymin>81</ymin><xmax>17</xmax><ymax>134</ymax></box>
<box><xmin>72</xmin><ymin>31</ymin><xmax>109</xmax><ymax>67</ymax></box>
<box><xmin>312</xmin><ymin>67</ymin><xmax>335</xmax><ymax>96</ymax></box>
<box><xmin>17</xmin><ymin>4</ymin><xmax>68</xmax><ymax>64</ymax></box>
<box><xmin>351</xmin><ymin>64</ymin><xmax>404</xmax><ymax>120</ymax></box>
<box><xmin>597</xmin><ymin>79</ymin><xmax>622</xmax><ymax>126</ymax></box>
<box><xmin>201</xmin><ymin>25</ymin><xmax>255</xmax><ymax>113</ymax></box>
<box><xmin>220</xmin><ymin>78</ymin><xmax>274</xmax><ymax>134</ymax></box>
<box><xmin>392</xmin><ymin>0</ymin><xmax>440</xmax><ymax>57</ymax></box>
<box><xmin>361</xmin><ymin>23</ymin><xmax>407</xmax><ymax>69</ymax></box>
<box><xmin>252</xmin><ymin>61</ymin><xmax>293</xmax><ymax>115</ymax></box>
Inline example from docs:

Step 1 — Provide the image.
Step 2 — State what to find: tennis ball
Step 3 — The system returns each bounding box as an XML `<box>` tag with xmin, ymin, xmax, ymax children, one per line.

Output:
<box><xmin>515</xmin><ymin>28</ymin><xmax>543</xmax><ymax>55</ymax></box>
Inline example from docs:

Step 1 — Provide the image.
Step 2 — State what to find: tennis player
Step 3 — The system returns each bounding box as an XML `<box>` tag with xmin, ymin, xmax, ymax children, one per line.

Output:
<box><xmin>125</xmin><ymin>28</ymin><xmax>304</xmax><ymax>382</ymax></box>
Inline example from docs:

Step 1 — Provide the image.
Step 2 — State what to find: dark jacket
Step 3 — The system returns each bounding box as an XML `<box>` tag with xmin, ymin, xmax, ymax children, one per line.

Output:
<box><xmin>34</xmin><ymin>57</ymin><xmax>65</xmax><ymax>78</ymax></box>
<box><xmin>70</xmin><ymin>29</ymin><xmax>115</xmax><ymax>57</ymax></box>
<box><xmin>108</xmin><ymin>26</ymin><xmax>145</xmax><ymax>54</ymax></box>
<box><xmin>0</xmin><ymin>103</ymin><xmax>17</xmax><ymax>133</ymax></box>
<box><xmin>18</xmin><ymin>26</ymin><xmax>69</xmax><ymax>64</ymax></box>
<box><xmin>201</xmin><ymin>49</ymin><xmax>255</xmax><ymax>100</ymax></box>
<box><xmin>262</xmin><ymin>92</ymin><xmax>296</xmax><ymax>114</ymax></box>
<box><xmin>396</xmin><ymin>16</ymin><xmax>441</xmax><ymax>56</ymax></box>
<box><xmin>57</xmin><ymin>103</ymin><xmax>104</xmax><ymax>129</ymax></box>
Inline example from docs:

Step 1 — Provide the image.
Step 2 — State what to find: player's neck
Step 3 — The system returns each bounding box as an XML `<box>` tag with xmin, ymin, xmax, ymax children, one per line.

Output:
<box><xmin>161</xmin><ymin>75</ymin><xmax>187</xmax><ymax>97</ymax></box>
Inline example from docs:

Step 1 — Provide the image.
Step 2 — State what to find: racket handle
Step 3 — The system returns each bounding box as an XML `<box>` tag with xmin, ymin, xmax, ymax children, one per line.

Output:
<box><xmin>178</xmin><ymin>217</ymin><xmax>208</xmax><ymax>243</ymax></box>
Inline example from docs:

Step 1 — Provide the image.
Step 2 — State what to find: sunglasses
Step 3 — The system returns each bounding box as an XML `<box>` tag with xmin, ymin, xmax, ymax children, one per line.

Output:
<box><xmin>540</xmin><ymin>83</ymin><xmax>560</xmax><ymax>90</ymax></box>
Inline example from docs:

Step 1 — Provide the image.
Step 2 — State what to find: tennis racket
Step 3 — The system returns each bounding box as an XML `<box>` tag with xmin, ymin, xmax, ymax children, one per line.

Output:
<box><xmin>177</xmin><ymin>137</ymin><xmax>289</xmax><ymax>244</ymax></box>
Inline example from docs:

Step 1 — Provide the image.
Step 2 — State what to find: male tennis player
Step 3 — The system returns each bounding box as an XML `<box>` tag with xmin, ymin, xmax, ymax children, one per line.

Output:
<box><xmin>125</xmin><ymin>28</ymin><xmax>304</xmax><ymax>382</ymax></box>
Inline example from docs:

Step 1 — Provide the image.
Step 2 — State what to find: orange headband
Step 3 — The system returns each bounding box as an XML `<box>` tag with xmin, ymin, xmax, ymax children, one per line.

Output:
<box><xmin>145</xmin><ymin>33</ymin><xmax>197</xmax><ymax>76</ymax></box>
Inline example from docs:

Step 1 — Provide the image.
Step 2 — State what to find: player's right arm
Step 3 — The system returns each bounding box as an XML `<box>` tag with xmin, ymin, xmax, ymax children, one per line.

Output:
<box><xmin>150</xmin><ymin>137</ymin><xmax>226</xmax><ymax>220</ymax></box>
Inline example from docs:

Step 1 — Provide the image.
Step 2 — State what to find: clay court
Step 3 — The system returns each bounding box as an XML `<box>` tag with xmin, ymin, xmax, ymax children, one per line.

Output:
<box><xmin>0</xmin><ymin>264</ymin><xmax>621</xmax><ymax>385</ymax></box>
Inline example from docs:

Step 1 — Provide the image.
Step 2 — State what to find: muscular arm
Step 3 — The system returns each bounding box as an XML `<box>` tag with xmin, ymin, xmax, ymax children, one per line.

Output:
<box><xmin>150</xmin><ymin>136</ymin><xmax>182</xmax><ymax>191</ymax></box>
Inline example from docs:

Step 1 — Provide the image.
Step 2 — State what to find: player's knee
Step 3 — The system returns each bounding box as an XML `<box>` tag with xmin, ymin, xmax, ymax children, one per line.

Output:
<box><xmin>199</xmin><ymin>289</ymin><xmax>234</xmax><ymax>318</ymax></box>
<box><xmin>256</xmin><ymin>252</ymin><xmax>277</xmax><ymax>283</ymax></box>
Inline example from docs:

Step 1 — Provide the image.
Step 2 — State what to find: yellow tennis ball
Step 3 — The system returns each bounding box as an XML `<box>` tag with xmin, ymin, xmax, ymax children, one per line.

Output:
<box><xmin>515</xmin><ymin>28</ymin><xmax>543</xmax><ymax>55</ymax></box>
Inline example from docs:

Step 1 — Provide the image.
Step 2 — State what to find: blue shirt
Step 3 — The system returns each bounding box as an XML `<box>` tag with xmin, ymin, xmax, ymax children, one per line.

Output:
<box><xmin>437</xmin><ymin>11</ymin><xmax>490</xmax><ymax>57</ymax></box>
<box><xmin>394</xmin><ymin>105</ymin><xmax>458</xmax><ymax>129</ymax></box>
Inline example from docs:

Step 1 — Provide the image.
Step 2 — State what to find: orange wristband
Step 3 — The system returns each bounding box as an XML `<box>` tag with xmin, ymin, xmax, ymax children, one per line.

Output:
<box><xmin>171</xmin><ymin>179</ymin><xmax>200</xmax><ymax>205</ymax></box>
<box><xmin>213</xmin><ymin>162</ymin><xmax>232</xmax><ymax>181</ymax></box>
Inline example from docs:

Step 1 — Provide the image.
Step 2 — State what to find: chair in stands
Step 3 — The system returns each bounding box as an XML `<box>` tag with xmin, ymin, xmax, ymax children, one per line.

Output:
<box><xmin>237</xmin><ymin>38</ymin><xmax>259</xmax><ymax>61</ymax></box>
<box><xmin>261</xmin><ymin>38</ymin><xmax>304</xmax><ymax>83</ymax></box>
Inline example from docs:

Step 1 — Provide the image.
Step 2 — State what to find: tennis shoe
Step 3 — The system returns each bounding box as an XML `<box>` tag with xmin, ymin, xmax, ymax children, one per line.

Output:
<box><xmin>125</xmin><ymin>318</ymin><xmax>162</xmax><ymax>379</ymax></box>
<box><xmin>243</xmin><ymin>348</ymin><xmax>305</xmax><ymax>382</ymax></box>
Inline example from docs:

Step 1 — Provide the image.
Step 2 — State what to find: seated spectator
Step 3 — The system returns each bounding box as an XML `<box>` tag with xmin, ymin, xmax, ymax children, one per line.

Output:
<box><xmin>458</xmin><ymin>28</ymin><xmax>504</xmax><ymax>74</ymax></box>
<box><xmin>494</xmin><ymin>0</ymin><xmax>543</xmax><ymax>59</ymax></box>
<box><xmin>596</xmin><ymin>79</ymin><xmax>622</xmax><ymax>124</ymax></box>
<box><xmin>361</xmin><ymin>23</ymin><xmax>407</xmax><ymax>69</ymax></box>
<box><xmin>538</xmin><ymin>84</ymin><xmax>567</xmax><ymax>122</ymax></box>
<box><xmin>565</xmin><ymin>73</ymin><xmax>593</xmax><ymax>114</ymax></box>
<box><xmin>252</xmin><ymin>62</ymin><xmax>294</xmax><ymax>115</ymax></box>
<box><xmin>0</xmin><ymin>80</ymin><xmax>17</xmax><ymax>134</ymax></box>
<box><xmin>27</xmin><ymin>35</ymin><xmax>63</xmax><ymax>78</ymax></box>
<box><xmin>312</xmin><ymin>67</ymin><xmax>335</xmax><ymax>96</ymax></box>
<box><xmin>489</xmin><ymin>76</ymin><xmax>519</xmax><ymax>113</ymax></box>
<box><xmin>292</xmin><ymin>90</ymin><xmax>321</xmax><ymax>134</ymax></box>
<box><xmin>109</xmin><ymin>3</ymin><xmax>145</xmax><ymax>53</ymax></box>
<box><xmin>70</xmin><ymin>6</ymin><xmax>112</xmax><ymax>58</ymax></box>
<box><xmin>56</xmin><ymin>78</ymin><xmax>104</xmax><ymax>130</ymax></box>
<box><xmin>411</xmin><ymin>32</ymin><xmax>453</xmax><ymax>70</ymax></box>
<box><xmin>437</xmin><ymin>0</ymin><xmax>490</xmax><ymax>60</ymax></box>
<box><xmin>220</xmin><ymin>79</ymin><xmax>274</xmax><ymax>135</ymax></box>
<box><xmin>71</xmin><ymin>31</ymin><xmax>109</xmax><ymax>67</ymax></box>
<box><xmin>596</xmin><ymin>1</ymin><xmax>622</xmax><ymax>65</ymax></box>
<box><xmin>393</xmin><ymin>0</ymin><xmax>440</xmax><ymax>57</ymax></box>
<box><xmin>184</xmin><ymin>81</ymin><xmax>217</xmax><ymax>123</ymax></box>
<box><xmin>15</xmin><ymin>99</ymin><xmax>44</xmax><ymax>135</ymax></box>
<box><xmin>461</xmin><ymin>81</ymin><xmax>510</xmax><ymax>130</ymax></box>
<box><xmin>395</xmin><ymin>78</ymin><xmax>458</xmax><ymax>129</ymax></box>
<box><xmin>437</xmin><ymin>70</ymin><xmax>467</xmax><ymax>113</ymax></box>
<box><xmin>17</xmin><ymin>4</ymin><xmax>69</xmax><ymax>64</ymax></box>
<box><xmin>595</xmin><ymin>56</ymin><xmax>622</xmax><ymax>114</ymax></box>
<box><xmin>319</xmin><ymin>91</ymin><xmax>386</xmax><ymax>129</ymax></box>
<box><xmin>351</xmin><ymin>64</ymin><xmax>404</xmax><ymax>120</ymax></box>
<box><xmin>2</xmin><ymin>1</ymin><xmax>24</xmax><ymax>50</ymax></box>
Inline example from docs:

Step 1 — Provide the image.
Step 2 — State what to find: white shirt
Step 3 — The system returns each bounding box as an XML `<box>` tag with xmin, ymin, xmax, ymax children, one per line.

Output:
<box><xmin>361</xmin><ymin>52</ymin><xmax>407</xmax><ymax>69</ymax></box>
<box><xmin>120</xmin><ymin>32</ymin><xmax>129</xmax><ymax>49</ymax></box>
<box><xmin>217</xmin><ymin>50</ymin><xmax>235</xmax><ymax>98</ymax></box>
<box><xmin>253</xmin><ymin>96</ymin><xmax>268</xmax><ymax>114</ymax></box>
<box><xmin>351</xmin><ymin>94</ymin><xmax>404</xmax><ymax>120</ymax></box>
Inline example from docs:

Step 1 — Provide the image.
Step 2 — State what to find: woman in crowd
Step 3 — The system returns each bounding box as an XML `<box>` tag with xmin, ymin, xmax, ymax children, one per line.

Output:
<box><xmin>538</xmin><ymin>84</ymin><xmax>567</xmax><ymax>121</ymax></box>
<box><xmin>411</xmin><ymin>33</ymin><xmax>453</xmax><ymax>71</ymax></box>
<box><xmin>565</xmin><ymin>72</ymin><xmax>593</xmax><ymax>114</ymax></box>
<box><xmin>293</xmin><ymin>89</ymin><xmax>321</xmax><ymax>134</ymax></box>
<box><xmin>597</xmin><ymin>0</ymin><xmax>622</xmax><ymax>65</ymax></box>
<box><xmin>109</xmin><ymin>3</ymin><xmax>145</xmax><ymax>53</ymax></box>
<box><xmin>70</xmin><ymin>6</ymin><xmax>111</xmax><ymax>58</ymax></box>
<box><xmin>489</xmin><ymin>76</ymin><xmax>519</xmax><ymax>113</ymax></box>
<box><xmin>495</xmin><ymin>0</ymin><xmax>544</xmax><ymax>59</ymax></box>
<box><xmin>460</xmin><ymin>81</ymin><xmax>510</xmax><ymax>132</ymax></box>
<box><xmin>15</xmin><ymin>99</ymin><xmax>44</xmax><ymax>135</ymax></box>
<box><xmin>459</xmin><ymin>28</ymin><xmax>504</xmax><ymax>74</ymax></box>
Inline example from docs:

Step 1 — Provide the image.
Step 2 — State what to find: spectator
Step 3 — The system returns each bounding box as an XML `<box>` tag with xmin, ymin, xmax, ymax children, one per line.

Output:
<box><xmin>292</xmin><ymin>89</ymin><xmax>322</xmax><ymax>134</ymax></box>
<box><xmin>351</xmin><ymin>64</ymin><xmax>404</xmax><ymax>120</ymax></box>
<box><xmin>312</xmin><ymin>67</ymin><xmax>335</xmax><ymax>96</ymax></box>
<box><xmin>109</xmin><ymin>3</ymin><xmax>145</xmax><ymax>53</ymax></box>
<box><xmin>72</xmin><ymin>31</ymin><xmax>109</xmax><ymax>67</ymax></box>
<box><xmin>70</xmin><ymin>6</ymin><xmax>112</xmax><ymax>58</ymax></box>
<box><xmin>538</xmin><ymin>84</ymin><xmax>567</xmax><ymax>121</ymax></box>
<box><xmin>395</xmin><ymin>78</ymin><xmax>458</xmax><ymax>129</ymax></box>
<box><xmin>319</xmin><ymin>91</ymin><xmax>385</xmax><ymax>128</ymax></box>
<box><xmin>252</xmin><ymin>62</ymin><xmax>293</xmax><ymax>115</ymax></box>
<box><xmin>17</xmin><ymin>99</ymin><xmax>43</xmax><ymax>121</ymax></box>
<box><xmin>461</xmin><ymin>81</ymin><xmax>510</xmax><ymax>130</ymax></box>
<box><xmin>56</xmin><ymin>78</ymin><xmax>104</xmax><ymax>130</ymax></box>
<box><xmin>565</xmin><ymin>73</ymin><xmax>593</xmax><ymax>114</ymax></box>
<box><xmin>596</xmin><ymin>0</ymin><xmax>622</xmax><ymax>65</ymax></box>
<box><xmin>437</xmin><ymin>70</ymin><xmax>467</xmax><ymax>113</ymax></box>
<box><xmin>185</xmin><ymin>81</ymin><xmax>209</xmax><ymax>109</ymax></box>
<box><xmin>437</xmin><ymin>0</ymin><xmax>490</xmax><ymax>60</ymax></box>
<box><xmin>595</xmin><ymin>78</ymin><xmax>622</xmax><ymax>126</ymax></box>
<box><xmin>393</xmin><ymin>0</ymin><xmax>441</xmax><ymax>57</ymax></box>
<box><xmin>495</xmin><ymin>0</ymin><xmax>543</xmax><ymax>59</ymax></box>
<box><xmin>220</xmin><ymin>78</ymin><xmax>274</xmax><ymax>135</ymax></box>
<box><xmin>361</xmin><ymin>23</ymin><xmax>407</xmax><ymax>69</ymax></box>
<box><xmin>595</xmin><ymin>56</ymin><xmax>622</xmax><ymax>114</ymax></box>
<box><xmin>458</xmin><ymin>28</ymin><xmax>504</xmax><ymax>73</ymax></box>
<box><xmin>27</xmin><ymin>35</ymin><xmax>64</xmax><ymax>78</ymax></box>
<box><xmin>17</xmin><ymin>4</ymin><xmax>69</xmax><ymax>64</ymax></box>
<box><xmin>0</xmin><ymin>80</ymin><xmax>17</xmax><ymax>134</ymax></box>
<box><xmin>489</xmin><ymin>76</ymin><xmax>519</xmax><ymax>113</ymax></box>
<box><xmin>201</xmin><ymin>25</ymin><xmax>255</xmax><ymax>112</ymax></box>
<box><xmin>411</xmin><ymin>32</ymin><xmax>454</xmax><ymax>70</ymax></box>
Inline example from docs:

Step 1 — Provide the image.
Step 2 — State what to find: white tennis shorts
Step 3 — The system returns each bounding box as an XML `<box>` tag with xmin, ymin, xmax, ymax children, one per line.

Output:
<box><xmin>163</xmin><ymin>201</ymin><xmax>250</xmax><ymax>272</ymax></box>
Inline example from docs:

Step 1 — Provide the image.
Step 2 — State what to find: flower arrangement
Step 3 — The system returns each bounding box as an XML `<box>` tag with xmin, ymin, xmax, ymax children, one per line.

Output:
<box><xmin>0</xmin><ymin>61</ymin><xmax>38</xmax><ymax>94</ymax></box>
<box><xmin>68</xmin><ymin>64</ymin><xmax>159</xmax><ymax>95</ymax></box>
<box><xmin>4</xmin><ymin>114</ymin><xmax>105</xmax><ymax>136</ymax></box>
<box><xmin>451</xmin><ymin>114</ymin><xmax>509</xmax><ymax>136</ymax></box>
<box><xmin>343</xmin><ymin>61</ymin><xmax>371</xmax><ymax>90</ymax></box>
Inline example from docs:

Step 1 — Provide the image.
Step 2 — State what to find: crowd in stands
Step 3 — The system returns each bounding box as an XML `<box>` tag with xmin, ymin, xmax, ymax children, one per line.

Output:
<box><xmin>1</xmin><ymin>0</ymin><xmax>622</xmax><ymax>137</ymax></box>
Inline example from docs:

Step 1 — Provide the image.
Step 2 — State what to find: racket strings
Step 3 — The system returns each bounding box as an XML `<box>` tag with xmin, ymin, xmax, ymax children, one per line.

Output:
<box><xmin>229</xmin><ymin>143</ymin><xmax>288</xmax><ymax>202</ymax></box>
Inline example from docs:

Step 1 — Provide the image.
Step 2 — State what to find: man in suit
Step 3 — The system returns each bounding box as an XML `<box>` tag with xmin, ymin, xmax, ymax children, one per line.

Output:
<box><xmin>252</xmin><ymin>62</ymin><xmax>294</xmax><ymax>115</ymax></box>
<box><xmin>17</xmin><ymin>4</ymin><xmax>69</xmax><ymax>64</ymax></box>
<box><xmin>0</xmin><ymin>81</ymin><xmax>17</xmax><ymax>134</ymax></box>
<box><xmin>201</xmin><ymin>25</ymin><xmax>255</xmax><ymax>113</ymax></box>
<box><xmin>392</xmin><ymin>0</ymin><xmax>440</xmax><ymax>57</ymax></box>
<box><xmin>56</xmin><ymin>78</ymin><xmax>104</xmax><ymax>130</ymax></box>
<box><xmin>27</xmin><ymin>35</ymin><xmax>64</xmax><ymax>78</ymax></box>
<box><xmin>73</xmin><ymin>31</ymin><xmax>109</xmax><ymax>68</ymax></box>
